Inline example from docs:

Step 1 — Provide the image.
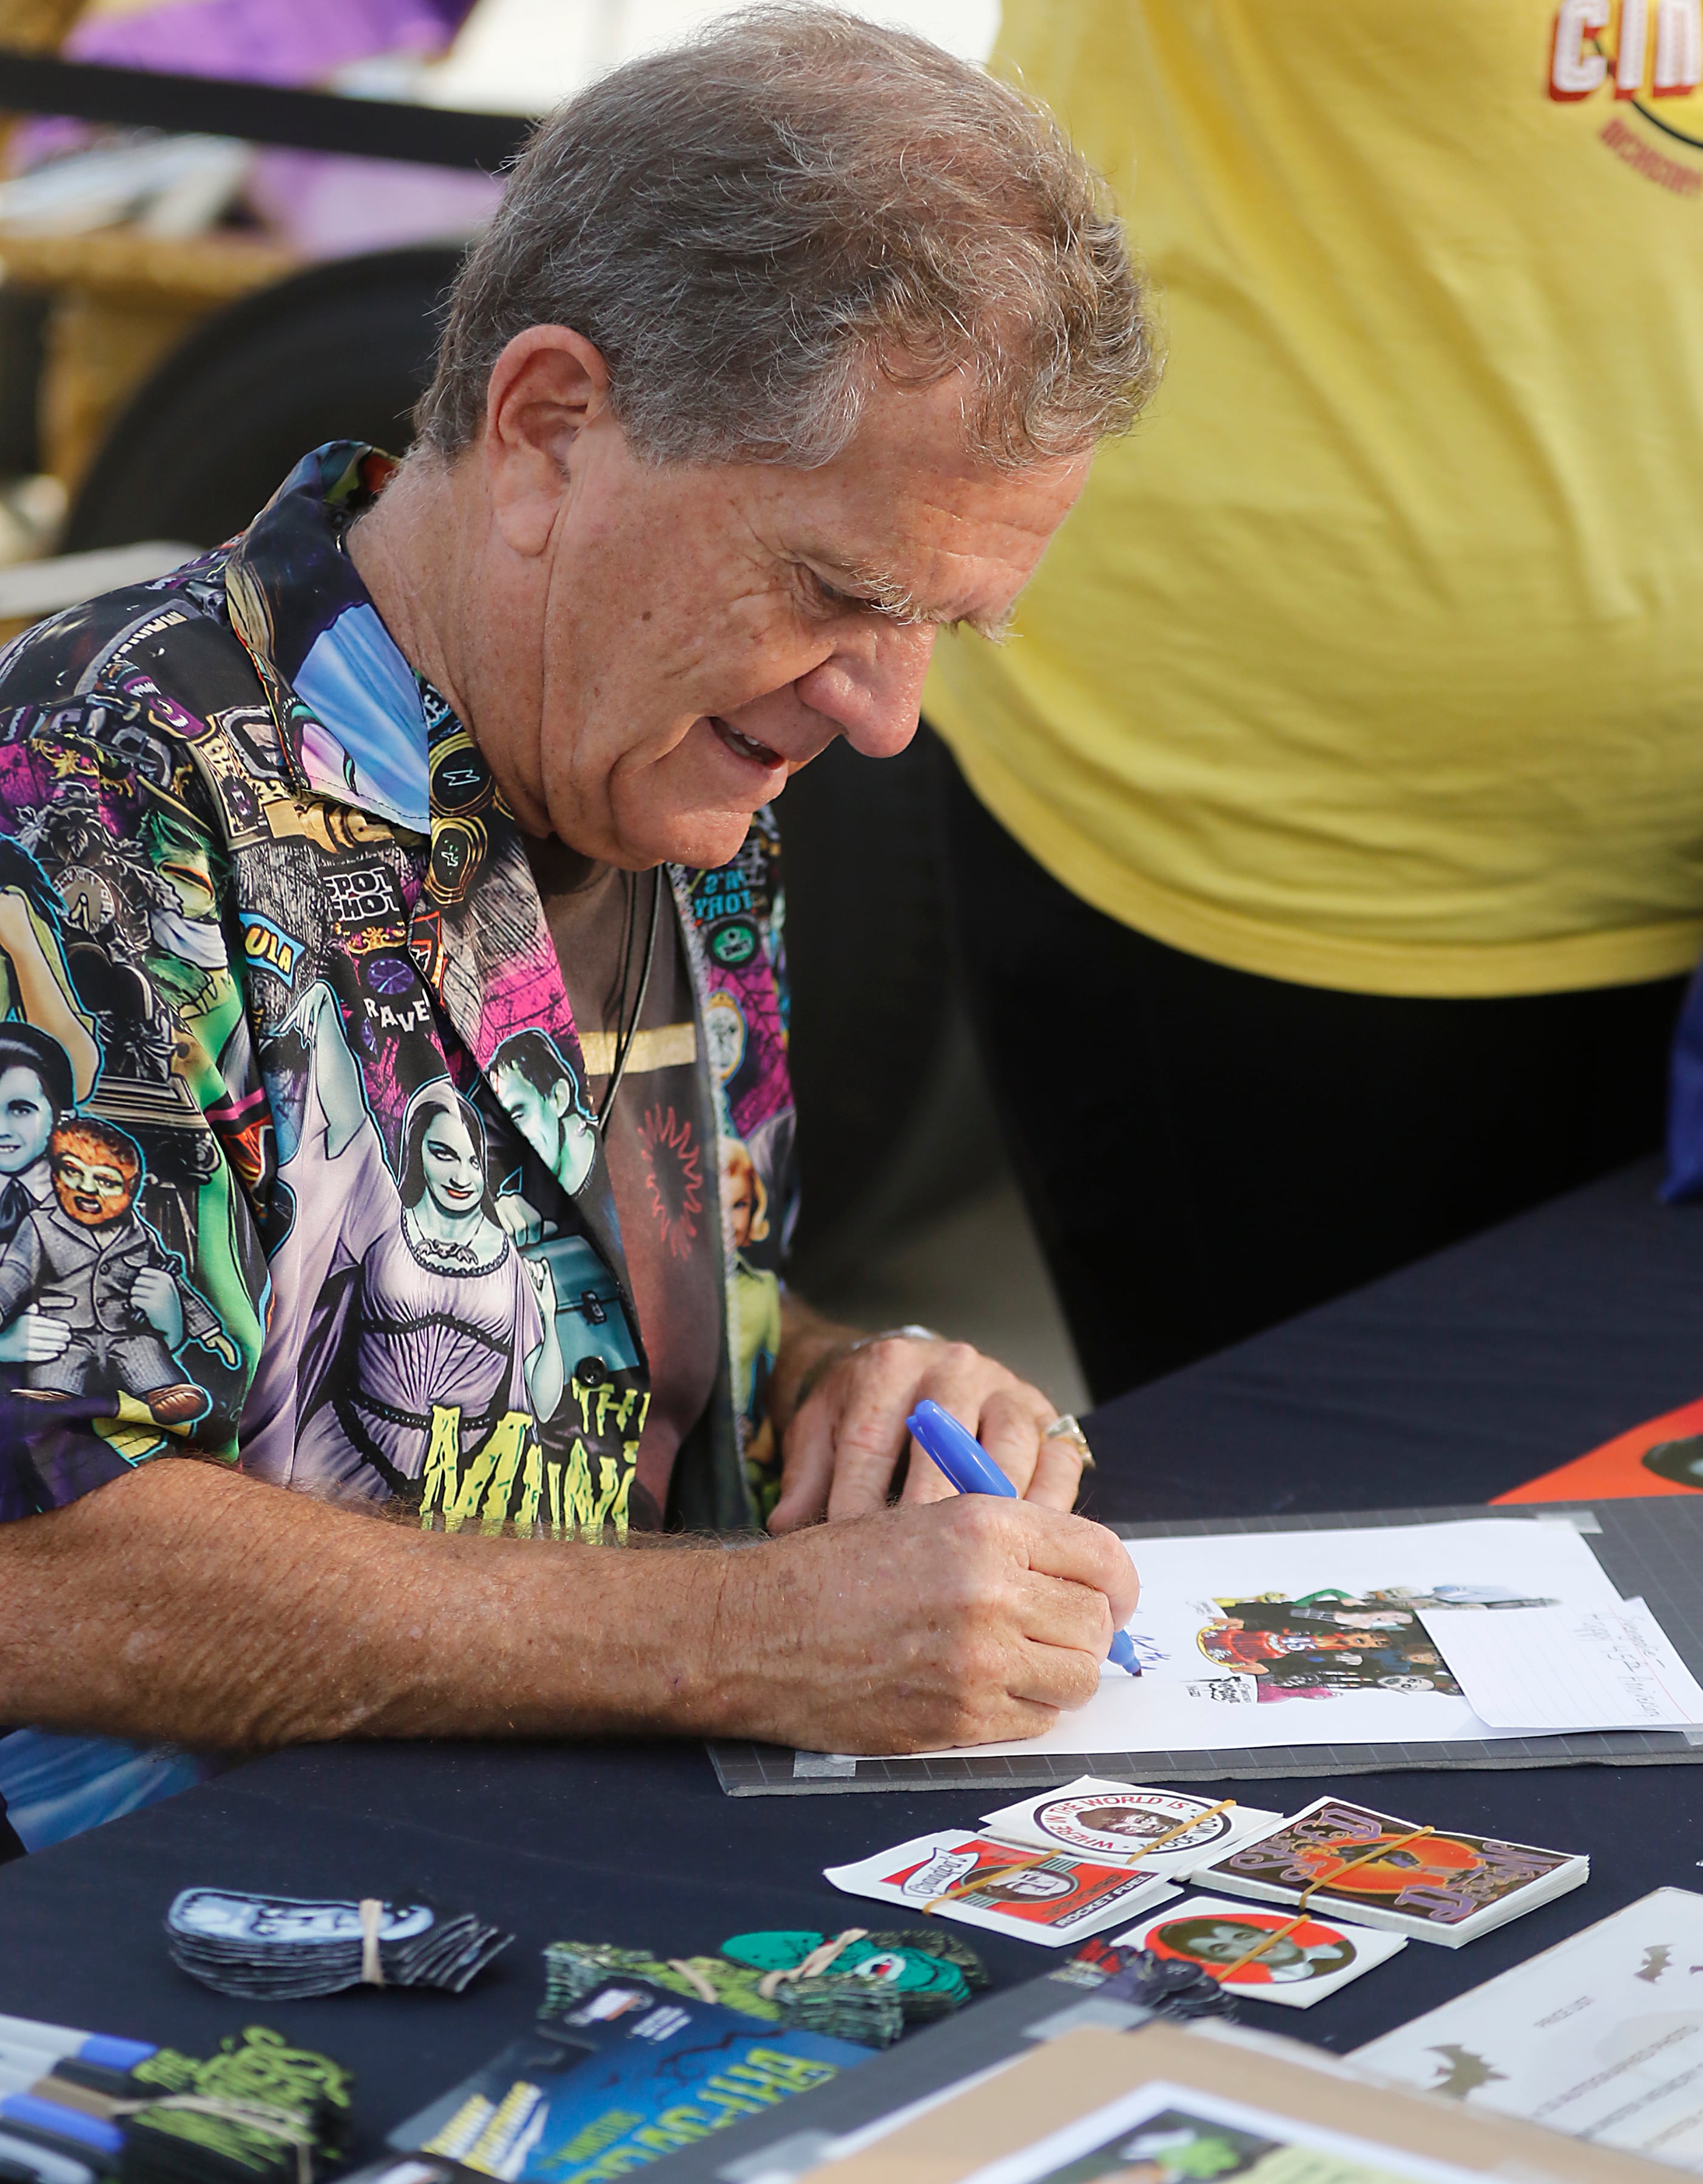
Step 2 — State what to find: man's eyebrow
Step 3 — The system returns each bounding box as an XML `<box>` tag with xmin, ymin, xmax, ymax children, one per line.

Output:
<box><xmin>809</xmin><ymin>556</ymin><xmax>1014</xmax><ymax>644</ymax></box>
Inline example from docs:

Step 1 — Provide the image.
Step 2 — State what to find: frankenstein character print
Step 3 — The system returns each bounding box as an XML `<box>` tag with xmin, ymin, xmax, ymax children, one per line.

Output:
<box><xmin>491</xmin><ymin>1029</ymin><xmax>598</xmax><ymax>1201</ymax></box>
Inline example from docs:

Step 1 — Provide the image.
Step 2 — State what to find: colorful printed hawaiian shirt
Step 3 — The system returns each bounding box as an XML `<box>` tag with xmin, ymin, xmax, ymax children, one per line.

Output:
<box><xmin>0</xmin><ymin>442</ymin><xmax>795</xmax><ymax>1853</ymax></box>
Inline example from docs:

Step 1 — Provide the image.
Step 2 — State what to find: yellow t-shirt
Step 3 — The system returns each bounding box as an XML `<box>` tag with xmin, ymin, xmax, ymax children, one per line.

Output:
<box><xmin>926</xmin><ymin>1</ymin><xmax>1703</xmax><ymax>996</ymax></box>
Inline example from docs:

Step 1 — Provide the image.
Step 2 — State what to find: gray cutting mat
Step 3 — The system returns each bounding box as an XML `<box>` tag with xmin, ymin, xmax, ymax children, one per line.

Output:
<box><xmin>708</xmin><ymin>1498</ymin><xmax>1703</xmax><ymax>1795</ymax></box>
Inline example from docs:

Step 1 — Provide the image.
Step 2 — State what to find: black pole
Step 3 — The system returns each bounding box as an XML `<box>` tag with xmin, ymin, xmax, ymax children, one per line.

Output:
<box><xmin>0</xmin><ymin>51</ymin><xmax>534</xmax><ymax>171</ymax></box>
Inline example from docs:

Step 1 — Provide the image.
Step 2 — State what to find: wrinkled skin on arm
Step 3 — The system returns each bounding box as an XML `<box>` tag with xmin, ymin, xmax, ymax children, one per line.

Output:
<box><xmin>0</xmin><ymin>1458</ymin><xmax>1138</xmax><ymax>1757</ymax></box>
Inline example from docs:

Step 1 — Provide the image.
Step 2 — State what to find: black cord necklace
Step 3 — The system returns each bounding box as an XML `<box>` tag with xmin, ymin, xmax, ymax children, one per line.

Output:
<box><xmin>596</xmin><ymin>868</ymin><xmax>662</xmax><ymax>1130</ymax></box>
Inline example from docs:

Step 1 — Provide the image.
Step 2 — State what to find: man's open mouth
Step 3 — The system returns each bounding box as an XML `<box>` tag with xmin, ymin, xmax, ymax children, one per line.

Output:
<box><xmin>710</xmin><ymin>717</ymin><xmax>781</xmax><ymax>768</ymax></box>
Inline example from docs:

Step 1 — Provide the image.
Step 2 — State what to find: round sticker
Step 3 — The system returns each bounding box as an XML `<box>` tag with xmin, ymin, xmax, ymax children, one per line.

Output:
<box><xmin>366</xmin><ymin>955</ymin><xmax>415</xmax><ymax>996</ymax></box>
<box><xmin>1145</xmin><ymin>1910</ymin><xmax>1357</xmax><ymax>1987</ymax></box>
<box><xmin>427</xmin><ymin>817</ymin><xmax>487</xmax><ymax>906</ymax></box>
<box><xmin>710</xmin><ymin>921</ymin><xmax>757</xmax><ymax>968</ymax></box>
<box><xmin>1026</xmin><ymin>1789</ymin><xmax>1236</xmax><ymax>1859</ymax></box>
<box><xmin>703</xmin><ymin>991</ymin><xmax>746</xmax><ymax>1082</ymax></box>
<box><xmin>430</xmin><ymin>732</ymin><xmax>494</xmax><ymax>817</ymax></box>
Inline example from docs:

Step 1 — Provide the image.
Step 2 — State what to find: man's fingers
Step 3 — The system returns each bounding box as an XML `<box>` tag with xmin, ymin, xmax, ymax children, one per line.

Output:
<box><xmin>1008</xmin><ymin>1633</ymin><xmax>1105</xmax><ymax>1714</ymax></box>
<box><xmin>823</xmin><ymin>1387</ymin><xmax>919</xmax><ymax>1518</ymax></box>
<box><xmin>875</xmin><ymin>1693</ymin><xmax>1064</xmax><ymax>1755</ymax></box>
<box><xmin>1012</xmin><ymin>1565</ymin><xmax>1118</xmax><ymax>1656</ymax></box>
<box><xmin>1022</xmin><ymin>1431</ymin><xmax>1088</xmax><ymax>1511</ymax></box>
<box><xmin>973</xmin><ymin>1385</ymin><xmax>1057</xmax><ymax>1497</ymax></box>
<box><xmin>1017</xmin><ymin>1506</ymin><xmax>1141</xmax><ymax>1629</ymax></box>
<box><xmin>767</xmin><ymin>1403</ymin><xmax>837</xmax><ymax>1532</ymax></box>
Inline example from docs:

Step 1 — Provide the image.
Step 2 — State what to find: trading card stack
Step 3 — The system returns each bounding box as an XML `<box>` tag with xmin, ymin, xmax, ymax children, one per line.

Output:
<box><xmin>166</xmin><ymin>1889</ymin><xmax>513</xmax><ymax>1998</ymax></box>
<box><xmin>1189</xmin><ymin>1798</ymin><xmax>1590</xmax><ymax>1946</ymax></box>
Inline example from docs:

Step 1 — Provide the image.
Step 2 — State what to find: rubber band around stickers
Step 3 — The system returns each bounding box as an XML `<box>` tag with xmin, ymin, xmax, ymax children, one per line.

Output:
<box><xmin>1207</xmin><ymin>1826</ymin><xmax>1436</xmax><ymax>1983</ymax></box>
<box><xmin>757</xmin><ymin>1927</ymin><xmax>868</xmax><ymax>2000</ymax></box>
<box><xmin>115</xmin><ymin>2095</ymin><xmax>319</xmax><ymax>2184</ymax></box>
<box><xmin>666</xmin><ymin>1960</ymin><xmax>720</xmax><ymax>2005</ymax></box>
<box><xmin>358</xmin><ymin>1898</ymin><xmax>385</xmax><ymax>1987</ymax></box>
<box><xmin>925</xmin><ymin>1853</ymin><xmax>1056</xmax><ymax>1912</ymax></box>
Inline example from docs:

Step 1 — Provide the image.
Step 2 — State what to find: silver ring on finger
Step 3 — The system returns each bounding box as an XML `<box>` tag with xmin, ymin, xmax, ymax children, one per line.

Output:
<box><xmin>1042</xmin><ymin>1414</ymin><xmax>1094</xmax><ymax>1470</ymax></box>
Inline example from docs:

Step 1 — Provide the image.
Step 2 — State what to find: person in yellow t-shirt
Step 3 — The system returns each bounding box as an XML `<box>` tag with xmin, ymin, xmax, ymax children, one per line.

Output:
<box><xmin>928</xmin><ymin>0</ymin><xmax>1703</xmax><ymax>1404</ymax></box>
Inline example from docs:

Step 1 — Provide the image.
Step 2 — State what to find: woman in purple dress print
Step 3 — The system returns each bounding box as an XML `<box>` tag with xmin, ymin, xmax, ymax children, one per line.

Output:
<box><xmin>276</xmin><ymin>981</ymin><xmax>564</xmax><ymax>1500</ymax></box>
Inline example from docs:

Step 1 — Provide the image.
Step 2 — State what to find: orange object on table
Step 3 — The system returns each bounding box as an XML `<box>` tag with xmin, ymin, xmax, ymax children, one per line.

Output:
<box><xmin>1494</xmin><ymin>1393</ymin><xmax>1703</xmax><ymax>1503</ymax></box>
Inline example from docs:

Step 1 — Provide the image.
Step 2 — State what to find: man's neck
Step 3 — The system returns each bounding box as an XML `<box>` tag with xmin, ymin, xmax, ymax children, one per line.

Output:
<box><xmin>345</xmin><ymin>457</ymin><xmax>474</xmax><ymax>735</ymax></box>
<box><xmin>346</xmin><ymin>451</ymin><xmax>561</xmax><ymax>844</ymax></box>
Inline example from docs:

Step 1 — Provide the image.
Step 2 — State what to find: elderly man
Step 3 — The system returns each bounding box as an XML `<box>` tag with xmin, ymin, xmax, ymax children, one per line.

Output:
<box><xmin>0</xmin><ymin>5</ymin><xmax>1154</xmax><ymax>1853</ymax></box>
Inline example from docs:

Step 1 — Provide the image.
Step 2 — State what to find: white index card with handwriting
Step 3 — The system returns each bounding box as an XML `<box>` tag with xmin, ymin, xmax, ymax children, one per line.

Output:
<box><xmin>1417</xmin><ymin>1597</ymin><xmax>1703</xmax><ymax>1732</ymax></box>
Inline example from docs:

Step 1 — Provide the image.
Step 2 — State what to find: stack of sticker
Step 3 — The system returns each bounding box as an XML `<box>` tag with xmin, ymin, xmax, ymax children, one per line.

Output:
<box><xmin>166</xmin><ymin>1890</ymin><xmax>513</xmax><ymax>2000</ymax></box>
<box><xmin>120</xmin><ymin>2026</ymin><xmax>353</xmax><ymax>2184</ymax></box>
<box><xmin>823</xmin><ymin>1781</ymin><xmax>1283</xmax><ymax>1955</ymax></box>
<box><xmin>539</xmin><ymin>1927</ymin><xmax>987</xmax><ymax>2049</ymax></box>
<box><xmin>0</xmin><ymin>2018</ymin><xmax>352</xmax><ymax>2184</ymax></box>
<box><xmin>824</xmin><ymin>1778</ymin><xmax>1590</xmax><ymax>2012</ymax></box>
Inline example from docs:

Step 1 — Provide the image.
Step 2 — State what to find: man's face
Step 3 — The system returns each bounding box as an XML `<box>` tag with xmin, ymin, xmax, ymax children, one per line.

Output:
<box><xmin>1185</xmin><ymin>1923</ymin><xmax>1298</xmax><ymax>1969</ymax></box>
<box><xmin>494</xmin><ymin>1063</ymin><xmax>565</xmax><ymax>1161</ymax></box>
<box><xmin>0</xmin><ymin>1065</ymin><xmax>54</xmax><ymax>1175</ymax></box>
<box><xmin>467</xmin><ymin>365</ymin><xmax>1089</xmax><ymax>869</ymax></box>
<box><xmin>54</xmin><ymin>1147</ymin><xmax>135</xmax><ymax>1227</ymax></box>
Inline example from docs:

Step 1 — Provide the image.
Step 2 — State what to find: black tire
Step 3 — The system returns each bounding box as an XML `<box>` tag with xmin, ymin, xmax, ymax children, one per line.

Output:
<box><xmin>62</xmin><ymin>244</ymin><xmax>465</xmax><ymax>551</ymax></box>
<box><xmin>64</xmin><ymin>253</ymin><xmax>997</xmax><ymax>1269</ymax></box>
<box><xmin>0</xmin><ymin>288</ymin><xmax>48</xmax><ymax>478</ymax></box>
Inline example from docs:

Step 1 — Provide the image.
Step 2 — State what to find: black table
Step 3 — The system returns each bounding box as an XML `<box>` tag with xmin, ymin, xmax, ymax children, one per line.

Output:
<box><xmin>5</xmin><ymin>1158</ymin><xmax>1703</xmax><ymax>2158</ymax></box>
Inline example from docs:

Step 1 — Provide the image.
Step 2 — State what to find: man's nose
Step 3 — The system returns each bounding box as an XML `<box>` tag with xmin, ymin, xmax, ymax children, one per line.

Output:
<box><xmin>793</xmin><ymin>622</ymin><xmax>936</xmax><ymax>758</ymax></box>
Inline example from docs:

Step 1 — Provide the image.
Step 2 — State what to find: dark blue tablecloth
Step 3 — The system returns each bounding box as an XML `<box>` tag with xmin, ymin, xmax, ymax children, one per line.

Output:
<box><xmin>4</xmin><ymin>1158</ymin><xmax>1702</xmax><ymax>2153</ymax></box>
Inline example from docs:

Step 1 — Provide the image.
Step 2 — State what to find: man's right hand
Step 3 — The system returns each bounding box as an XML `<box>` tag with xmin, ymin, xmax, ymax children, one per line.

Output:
<box><xmin>706</xmin><ymin>1497</ymin><xmax>1139</xmax><ymax>1754</ymax></box>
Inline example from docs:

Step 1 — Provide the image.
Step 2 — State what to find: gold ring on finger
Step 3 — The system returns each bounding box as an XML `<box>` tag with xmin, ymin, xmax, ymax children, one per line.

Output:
<box><xmin>1042</xmin><ymin>1414</ymin><xmax>1094</xmax><ymax>1469</ymax></box>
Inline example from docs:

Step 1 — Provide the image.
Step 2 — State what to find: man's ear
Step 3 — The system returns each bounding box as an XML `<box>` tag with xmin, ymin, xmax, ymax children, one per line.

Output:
<box><xmin>482</xmin><ymin>327</ymin><xmax>615</xmax><ymax>558</ymax></box>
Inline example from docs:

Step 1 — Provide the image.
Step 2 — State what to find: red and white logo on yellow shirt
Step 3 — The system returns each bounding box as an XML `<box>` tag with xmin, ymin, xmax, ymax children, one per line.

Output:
<box><xmin>1550</xmin><ymin>0</ymin><xmax>1703</xmax><ymax>193</ymax></box>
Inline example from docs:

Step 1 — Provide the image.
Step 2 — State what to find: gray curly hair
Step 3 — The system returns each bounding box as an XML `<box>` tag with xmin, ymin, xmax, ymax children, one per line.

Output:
<box><xmin>414</xmin><ymin>4</ymin><xmax>1158</xmax><ymax>472</ymax></box>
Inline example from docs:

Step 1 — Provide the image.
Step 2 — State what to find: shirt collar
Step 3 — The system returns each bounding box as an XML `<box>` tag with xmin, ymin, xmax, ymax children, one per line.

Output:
<box><xmin>224</xmin><ymin>441</ymin><xmax>433</xmax><ymax>835</ymax></box>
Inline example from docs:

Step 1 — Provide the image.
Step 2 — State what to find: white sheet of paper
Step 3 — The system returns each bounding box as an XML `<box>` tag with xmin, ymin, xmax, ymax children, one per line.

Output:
<box><xmin>912</xmin><ymin>1517</ymin><xmax>1625</xmax><ymax>1762</ymax></box>
<box><xmin>1351</xmin><ymin>1887</ymin><xmax>1703</xmax><ymax>2171</ymax></box>
<box><xmin>1417</xmin><ymin>1597</ymin><xmax>1703</xmax><ymax>1731</ymax></box>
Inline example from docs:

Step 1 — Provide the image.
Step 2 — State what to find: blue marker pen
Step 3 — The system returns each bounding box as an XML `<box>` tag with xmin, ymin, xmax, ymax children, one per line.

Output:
<box><xmin>0</xmin><ymin>2020</ymin><xmax>153</xmax><ymax>2077</ymax></box>
<box><xmin>0</xmin><ymin>2127</ymin><xmax>98</xmax><ymax>2184</ymax></box>
<box><xmin>0</xmin><ymin>2094</ymin><xmax>124</xmax><ymax>2162</ymax></box>
<box><xmin>905</xmin><ymin>1397</ymin><xmax>1141</xmax><ymax>1674</ymax></box>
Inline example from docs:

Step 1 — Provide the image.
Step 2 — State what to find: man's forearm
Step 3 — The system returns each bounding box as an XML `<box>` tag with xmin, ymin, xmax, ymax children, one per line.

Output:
<box><xmin>0</xmin><ymin>1452</ymin><xmax>1142</xmax><ymax>1759</ymax></box>
<box><xmin>0</xmin><ymin>1460</ymin><xmax>740</xmax><ymax>1751</ymax></box>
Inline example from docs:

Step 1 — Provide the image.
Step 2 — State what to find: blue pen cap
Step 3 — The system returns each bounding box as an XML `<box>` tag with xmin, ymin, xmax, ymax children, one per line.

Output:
<box><xmin>906</xmin><ymin>1398</ymin><xmax>1017</xmax><ymax>1498</ymax></box>
<box><xmin>76</xmin><ymin>2039</ymin><xmax>152</xmax><ymax>2074</ymax></box>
